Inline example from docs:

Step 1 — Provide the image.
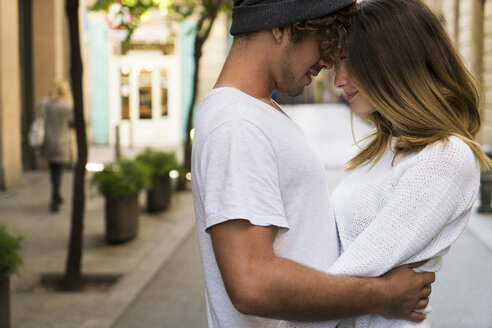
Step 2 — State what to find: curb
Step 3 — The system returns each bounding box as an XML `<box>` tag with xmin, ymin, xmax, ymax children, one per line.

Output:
<box><xmin>78</xmin><ymin>205</ymin><xmax>196</xmax><ymax>328</ymax></box>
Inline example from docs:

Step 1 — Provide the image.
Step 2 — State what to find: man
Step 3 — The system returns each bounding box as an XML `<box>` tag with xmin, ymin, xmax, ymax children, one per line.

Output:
<box><xmin>191</xmin><ymin>1</ymin><xmax>435</xmax><ymax>327</ymax></box>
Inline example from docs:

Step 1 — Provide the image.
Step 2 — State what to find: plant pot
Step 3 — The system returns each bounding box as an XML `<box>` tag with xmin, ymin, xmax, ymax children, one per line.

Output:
<box><xmin>104</xmin><ymin>193</ymin><xmax>139</xmax><ymax>244</ymax></box>
<box><xmin>0</xmin><ymin>273</ymin><xmax>10</xmax><ymax>328</ymax></box>
<box><xmin>147</xmin><ymin>174</ymin><xmax>171</xmax><ymax>212</ymax></box>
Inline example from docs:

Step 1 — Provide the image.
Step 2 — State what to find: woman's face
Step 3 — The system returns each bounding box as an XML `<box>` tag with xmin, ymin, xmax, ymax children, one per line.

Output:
<box><xmin>334</xmin><ymin>54</ymin><xmax>377</xmax><ymax>115</ymax></box>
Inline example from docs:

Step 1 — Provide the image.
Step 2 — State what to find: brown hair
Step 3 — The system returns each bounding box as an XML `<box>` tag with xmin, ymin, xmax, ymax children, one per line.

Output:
<box><xmin>290</xmin><ymin>3</ymin><xmax>356</xmax><ymax>63</ymax></box>
<box><xmin>343</xmin><ymin>0</ymin><xmax>491</xmax><ymax>170</ymax></box>
<box><xmin>234</xmin><ymin>4</ymin><xmax>356</xmax><ymax>64</ymax></box>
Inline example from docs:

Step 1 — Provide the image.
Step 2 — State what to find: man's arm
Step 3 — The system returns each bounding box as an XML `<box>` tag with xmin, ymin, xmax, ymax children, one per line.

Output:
<box><xmin>211</xmin><ymin>219</ymin><xmax>434</xmax><ymax>322</ymax></box>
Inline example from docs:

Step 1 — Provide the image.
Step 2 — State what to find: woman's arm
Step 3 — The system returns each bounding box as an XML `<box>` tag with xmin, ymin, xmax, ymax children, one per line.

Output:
<box><xmin>329</xmin><ymin>139</ymin><xmax>480</xmax><ymax>277</ymax></box>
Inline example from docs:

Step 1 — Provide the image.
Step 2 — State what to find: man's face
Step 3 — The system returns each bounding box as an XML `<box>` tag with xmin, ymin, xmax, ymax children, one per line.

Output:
<box><xmin>277</xmin><ymin>34</ymin><xmax>329</xmax><ymax>97</ymax></box>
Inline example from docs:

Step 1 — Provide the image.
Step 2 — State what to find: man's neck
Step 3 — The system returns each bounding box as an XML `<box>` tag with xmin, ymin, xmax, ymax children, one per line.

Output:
<box><xmin>215</xmin><ymin>38</ymin><xmax>277</xmax><ymax>107</ymax></box>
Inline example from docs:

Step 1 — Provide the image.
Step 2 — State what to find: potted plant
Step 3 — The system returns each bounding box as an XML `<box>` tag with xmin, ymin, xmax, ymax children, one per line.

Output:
<box><xmin>136</xmin><ymin>148</ymin><xmax>180</xmax><ymax>212</ymax></box>
<box><xmin>92</xmin><ymin>159</ymin><xmax>151</xmax><ymax>243</ymax></box>
<box><xmin>0</xmin><ymin>224</ymin><xmax>23</xmax><ymax>328</ymax></box>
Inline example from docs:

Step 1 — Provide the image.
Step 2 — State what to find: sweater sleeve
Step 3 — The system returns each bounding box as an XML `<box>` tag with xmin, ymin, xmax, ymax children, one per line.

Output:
<box><xmin>328</xmin><ymin>138</ymin><xmax>480</xmax><ymax>277</ymax></box>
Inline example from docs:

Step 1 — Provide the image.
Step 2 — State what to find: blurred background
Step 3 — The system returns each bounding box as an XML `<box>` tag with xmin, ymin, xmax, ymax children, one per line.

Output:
<box><xmin>0</xmin><ymin>0</ymin><xmax>491</xmax><ymax>327</ymax></box>
<box><xmin>1</xmin><ymin>0</ymin><xmax>490</xmax><ymax>185</ymax></box>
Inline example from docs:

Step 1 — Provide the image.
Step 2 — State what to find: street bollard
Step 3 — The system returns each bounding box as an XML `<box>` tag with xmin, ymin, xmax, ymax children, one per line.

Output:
<box><xmin>478</xmin><ymin>146</ymin><xmax>492</xmax><ymax>213</ymax></box>
<box><xmin>115</xmin><ymin>125</ymin><xmax>121</xmax><ymax>160</ymax></box>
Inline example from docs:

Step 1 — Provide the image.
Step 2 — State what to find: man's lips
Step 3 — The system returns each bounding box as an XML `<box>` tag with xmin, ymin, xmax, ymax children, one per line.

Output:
<box><xmin>345</xmin><ymin>91</ymin><xmax>358</xmax><ymax>102</ymax></box>
<box><xmin>305</xmin><ymin>69</ymin><xmax>321</xmax><ymax>85</ymax></box>
<box><xmin>308</xmin><ymin>69</ymin><xmax>321</xmax><ymax>77</ymax></box>
<box><xmin>305</xmin><ymin>73</ymin><xmax>313</xmax><ymax>85</ymax></box>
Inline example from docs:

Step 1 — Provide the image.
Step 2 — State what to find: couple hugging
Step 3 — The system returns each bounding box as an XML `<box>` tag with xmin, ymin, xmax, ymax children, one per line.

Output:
<box><xmin>191</xmin><ymin>0</ymin><xmax>490</xmax><ymax>327</ymax></box>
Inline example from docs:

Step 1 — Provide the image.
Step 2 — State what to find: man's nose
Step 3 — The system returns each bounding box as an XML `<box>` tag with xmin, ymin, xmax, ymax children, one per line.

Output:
<box><xmin>318</xmin><ymin>57</ymin><xmax>332</xmax><ymax>70</ymax></box>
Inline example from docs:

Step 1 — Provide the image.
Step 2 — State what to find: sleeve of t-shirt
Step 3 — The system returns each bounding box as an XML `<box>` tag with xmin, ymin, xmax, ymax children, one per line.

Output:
<box><xmin>198</xmin><ymin>118</ymin><xmax>288</xmax><ymax>231</ymax></box>
<box><xmin>328</xmin><ymin>138</ymin><xmax>480</xmax><ymax>277</ymax></box>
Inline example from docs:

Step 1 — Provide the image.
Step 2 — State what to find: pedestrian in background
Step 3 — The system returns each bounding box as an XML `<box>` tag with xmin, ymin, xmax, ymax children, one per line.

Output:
<box><xmin>330</xmin><ymin>0</ymin><xmax>492</xmax><ymax>326</ymax></box>
<box><xmin>39</xmin><ymin>80</ymin><xmax>74</xmax><ymax>212</ymax></box>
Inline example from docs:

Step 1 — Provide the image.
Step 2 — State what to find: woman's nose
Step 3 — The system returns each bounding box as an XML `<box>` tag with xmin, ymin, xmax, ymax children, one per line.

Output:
<box><xmin>334</xmin><ymin>65</ymin><xmax>347</xmax><ymax>89</ymax></box>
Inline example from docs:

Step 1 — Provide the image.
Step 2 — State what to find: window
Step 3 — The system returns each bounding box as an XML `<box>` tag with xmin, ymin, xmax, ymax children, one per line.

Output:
<box><xmin>161</xmin><ymin>69</ymin><xmax>168</xmax><ymax>116</ymax></box>
<box><xmin>139</xmin><ymin>69</ymin><xmax>153</xmax><ymax>119</ymax></box>
<box><xmin>121</xmin><ymin>67</ymin><xmax>130</xmax><ymax>120</ymax></box>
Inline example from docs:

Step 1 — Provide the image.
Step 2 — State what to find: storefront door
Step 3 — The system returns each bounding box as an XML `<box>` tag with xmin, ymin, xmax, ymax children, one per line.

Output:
<box><xmin>109</xmin><ymin>51</ymin><xmax>180</xmax><ymax>149</ymax></box>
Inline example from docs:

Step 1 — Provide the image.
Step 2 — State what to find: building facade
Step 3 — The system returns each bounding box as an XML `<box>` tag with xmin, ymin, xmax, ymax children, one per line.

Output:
<box><xmin>0</xmin><ymin>0</ymin><xmax>227</xmax><ymax>191</ymax></box>
<box><xmin>426</xmin><ymin>0</ymin><xmax>492</xmax><ymax>146</ymax></box>
<box><xmin>0</xmin><ymin>1</ymin><xmax>23</xmax><ymax>190</ymax></box>
<box><xmin>86</xmin><ymin>9</ymin><xmax>228</xmax><ymax>154</ymax></box>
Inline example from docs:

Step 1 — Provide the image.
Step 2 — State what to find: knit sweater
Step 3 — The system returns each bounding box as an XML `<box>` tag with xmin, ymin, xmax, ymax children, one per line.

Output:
<box><xmin>329</xmin><ymin>136</ymin><xmax>480</xmax><ymax>327</ymax></box>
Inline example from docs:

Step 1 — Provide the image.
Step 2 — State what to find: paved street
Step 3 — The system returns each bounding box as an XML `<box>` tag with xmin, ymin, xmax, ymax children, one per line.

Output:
<box><xmin>118</xmin><ymin>103</ymin><xmax>492</xmax><ymax>327</ymax></box>
<box><xmin>113</xmin><ymin>229</ymin><xmax>206</xmax><ymax>328</ymax></box>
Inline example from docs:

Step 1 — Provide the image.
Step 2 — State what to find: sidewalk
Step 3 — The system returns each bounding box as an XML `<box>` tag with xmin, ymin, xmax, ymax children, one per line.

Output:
<box><xmin>1</xmin><ymin>152</ymin><xmax>196</xmax><ymax>328</ymax></box>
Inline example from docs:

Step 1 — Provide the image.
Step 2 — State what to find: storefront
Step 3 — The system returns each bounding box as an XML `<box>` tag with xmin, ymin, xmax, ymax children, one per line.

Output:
<box><xmin>109</xmin><ymin>50</ymin><xmax>180</xmax><ymax>148</ymax></box>
<box><xmin>88</xmin><ymin>11</ymin><xmax>184</xmax><ymax>150</ymax></box>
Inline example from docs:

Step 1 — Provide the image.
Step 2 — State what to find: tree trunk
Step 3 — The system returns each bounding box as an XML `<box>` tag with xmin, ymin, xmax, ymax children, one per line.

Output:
<box><xmin>184</xmin><ymin>37</ymin><xmax>203</xmax><ymax>173</ymax></box>
<box><xmin>64</xmin><ymin>0</ymin><xmax>88</xmax><ymax>290</ymax></box>
<box><xmin>183</xmin><ymin>3</ymin><xmax>224</xmax><ymax>172</ymax></box>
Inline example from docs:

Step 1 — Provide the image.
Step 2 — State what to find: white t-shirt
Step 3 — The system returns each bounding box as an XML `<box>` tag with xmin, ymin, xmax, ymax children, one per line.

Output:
<box><xmin>330</xmin><ymin>136</ymin><xmax>480</xmax><ymax>328</ymax></box>
<box><xmin>191</xmin><ymin>87</ymin><xmax>340</xmax><ymax>328</ymax></box>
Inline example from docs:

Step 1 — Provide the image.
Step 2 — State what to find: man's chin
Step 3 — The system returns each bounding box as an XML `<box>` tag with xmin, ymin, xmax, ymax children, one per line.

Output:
<box><xmin>288</xmin><ymin>90</ymin><xmax>304</xmax><ymax>97</ymax></box>
<box><xmin>276</xmin><ymin>83</ymin><xmax>305</xmax><ymax>98</ymax></box>
<box><xmin>284</xmin><ymin>88</ymin><xmax>304</xmax><ymax>97</ymax></box>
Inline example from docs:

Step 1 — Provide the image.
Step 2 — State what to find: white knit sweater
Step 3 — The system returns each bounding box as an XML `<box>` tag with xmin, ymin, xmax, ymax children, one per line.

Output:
<box><xmin>329</xmin><ymin>136</ymin><xmax>480</xmax><ymax>327</ymax></box>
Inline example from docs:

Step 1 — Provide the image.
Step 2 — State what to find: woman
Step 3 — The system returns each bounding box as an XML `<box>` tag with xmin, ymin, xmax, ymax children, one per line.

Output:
<box><xmin>326</xmin><ymin>0</ymin><xmax>491</xmax><ymax>327</ymax></box>
<box><xmin>41</xmin><ymin>80</ymin><xmax>74</xmax><ymax>212</ymax></box>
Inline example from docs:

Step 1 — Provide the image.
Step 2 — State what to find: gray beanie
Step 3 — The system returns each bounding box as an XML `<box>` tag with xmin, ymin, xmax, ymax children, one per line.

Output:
<box><xmin>230</xmin><ymin>0</ymin><xmax>356</xmax><ymax>35</ymax></box>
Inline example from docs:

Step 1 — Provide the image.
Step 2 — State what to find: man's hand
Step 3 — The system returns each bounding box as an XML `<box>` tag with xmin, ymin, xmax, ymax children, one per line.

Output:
<box><xmin>378</xmin><ymin>260</ymin><xmax>435</xmax><ymax>321</ymax></box>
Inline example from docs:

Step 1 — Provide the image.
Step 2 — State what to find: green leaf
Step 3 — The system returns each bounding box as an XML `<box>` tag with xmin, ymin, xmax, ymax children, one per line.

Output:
<box><xmin>136</xmin><ymin>148</ymin><xmax>180</xmax><ymax>178</ymax></box>
<box><xmin>91</xmin><ymin>158</ymin><xmax>152</xmax><ymax>200</ymax></box>
<box><xmin>89</xmin><ymin>0</ymin><xmax>115</xmax><ymax>11</ymax></box>
<box><xmin>0</xmin><ymin>224</ymin><xmax>23</xmax><ymax>275</ymax></box>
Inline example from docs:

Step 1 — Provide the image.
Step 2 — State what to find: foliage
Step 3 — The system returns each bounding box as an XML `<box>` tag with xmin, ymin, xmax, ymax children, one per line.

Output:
<box><xmin>0</xmin><ymin>224</ymin><xmax>24</xmax><ymax>275</ymax></box>
<box><xmin>91</xmin><ymin>158</ymin><xmax>151</xmax><ymax>200</ymax></box>
<box><xmin>89</xmin><ymin>0</ymin><xmax>207</xmax><ymax>42</ymax></box>
<box><xmin>136</xmin><ymin>148</ymin><xmax>180</xmax><ymax>178</ymax></box>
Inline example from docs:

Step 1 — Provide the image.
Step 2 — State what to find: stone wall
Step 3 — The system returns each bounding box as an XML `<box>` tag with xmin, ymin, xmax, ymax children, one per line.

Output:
<box><xmin>429</xmin><ymin>0</ymin><xmax>492</xmax><ymax>146</ymax></box>
<box><xmin>0</xmin><ymin>0</ymin><xmax>22</xmax><ymax>189</ymax></box>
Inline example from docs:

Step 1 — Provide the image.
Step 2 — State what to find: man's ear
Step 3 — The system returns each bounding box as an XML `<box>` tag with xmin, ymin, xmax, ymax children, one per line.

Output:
<box><xmin>272</xmin><ymin>27</ymin><xmax>286</xmax><ymax>44</ymax></box>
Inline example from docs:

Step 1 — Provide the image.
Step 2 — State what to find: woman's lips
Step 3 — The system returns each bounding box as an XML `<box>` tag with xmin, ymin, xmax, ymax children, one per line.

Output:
<box><xmin>345</xmin><ymin>91</ymin><xmax>358</xmax><ymax>102</ymax></box>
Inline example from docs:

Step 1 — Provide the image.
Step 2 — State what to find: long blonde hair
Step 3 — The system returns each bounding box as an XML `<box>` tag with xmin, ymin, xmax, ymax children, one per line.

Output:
<box><xmin>345</xmin><ymin>0</ymin><xmax>491</xmax><ymax>170</ymax></box>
